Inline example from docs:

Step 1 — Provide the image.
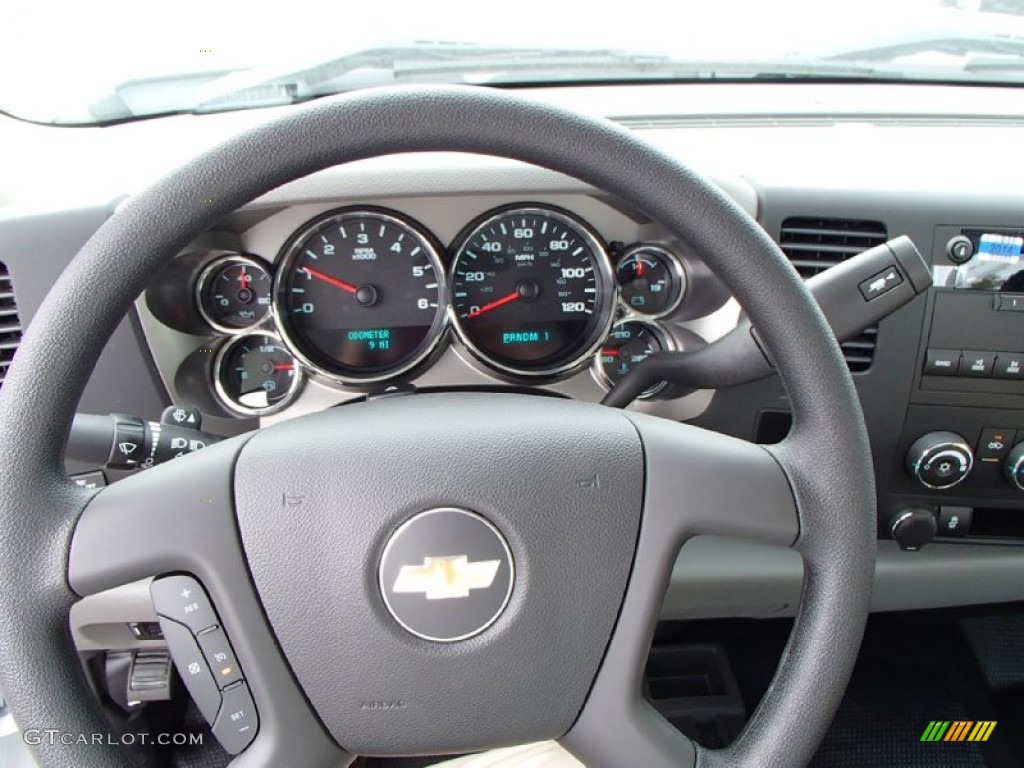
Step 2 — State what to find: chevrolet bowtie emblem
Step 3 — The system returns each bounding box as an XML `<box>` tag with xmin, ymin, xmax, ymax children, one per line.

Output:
<box><xmin>392</xmin><ymin>555</ymin><xmax>501</xmax><ymax>600</ymax></box>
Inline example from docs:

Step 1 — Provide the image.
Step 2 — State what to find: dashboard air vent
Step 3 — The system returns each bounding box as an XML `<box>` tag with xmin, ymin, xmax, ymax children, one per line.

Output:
<box><xmin>778</xmin><ymin>217</ymin><xmax>888</xmax><ymax>372</ymax></box>
<box><xmin>0</xmin><ymin>261</ymin><xmax>23</xmax><ymax>390</ymax></box>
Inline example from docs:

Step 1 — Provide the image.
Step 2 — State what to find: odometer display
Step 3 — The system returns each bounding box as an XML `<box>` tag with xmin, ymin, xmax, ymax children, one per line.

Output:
<box><xmin>274</xmin><ymin>208</ymin><xmax>447</xmax><ymax>383</ymax></box>
<box><xmin>450</xmin><ymin>206</ymin><xmax>615</xmax><ymax>377</ymax></box>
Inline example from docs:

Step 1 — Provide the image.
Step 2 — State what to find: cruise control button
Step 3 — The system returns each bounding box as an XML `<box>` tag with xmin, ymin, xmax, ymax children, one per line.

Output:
<box><xmin>212</xmin><ymin>682</ymin><xmax>258</xmax><ymax>755</ymax></box>
<box><xmin>977</xmin><ymin>428</ymin><xmax>1016</xmax><ymax>463</ymax></box>
<box><xmin>157</xmin><ymin>618</ymin><xmax>222</xmax><ymax>724</ymax></box>
<box><xmin>196</xmin><ymin>626</ymin><xmax>243</xmax><ymax>689</ymax></box>
<box><xmin>150</xmin><ymin>576</ymin><xmax>218</xmax><ymax>634</ymax></box>
<box><xmin>958</xmin><ymin>351</ymin><xmax>995</xmax><ymax>378</ymax></box>
<box><xmin>923</xmin><ymin>349</ymin><xmax>960</xmax><ymax>377</ymax></box>
<box><xmin>994</xmin><ymin>354</ymin><xmax>1024</xmax><ymax>380</ymax></box>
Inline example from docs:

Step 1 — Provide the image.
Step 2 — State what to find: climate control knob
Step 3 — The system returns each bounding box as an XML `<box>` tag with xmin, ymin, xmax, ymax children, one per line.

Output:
<box><xmin>905</xmin><ymin>432</ymin><xmax>974</xmax><ymax>490</ymax></box>
<box><xmin>1004</xmin><ymin>443</ymin><xmax>1024</xmax><ymax>491</ymax></box>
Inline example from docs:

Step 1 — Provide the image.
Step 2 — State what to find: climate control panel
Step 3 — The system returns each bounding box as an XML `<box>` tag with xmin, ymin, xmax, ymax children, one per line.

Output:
<box><xmin>896</xmin><ymin>405</ymin><xmax>1024</xmax><ymax>499</ymax></box>
<box><xmin>893</xmin><ymin>419</ymin><xmax>1024</xmax><ymax>546</ymax></box>
<box><xmin>903</xmin><ymin>428</ymin><xmax>1024</xmax><ymax>492</ymax></box>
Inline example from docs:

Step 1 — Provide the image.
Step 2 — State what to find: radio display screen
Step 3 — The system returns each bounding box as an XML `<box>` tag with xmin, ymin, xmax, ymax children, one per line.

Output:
<box><xmin>952</xmin><ymin>231</ymin><xmax>1024</xmax><ymax>293</ymax></box>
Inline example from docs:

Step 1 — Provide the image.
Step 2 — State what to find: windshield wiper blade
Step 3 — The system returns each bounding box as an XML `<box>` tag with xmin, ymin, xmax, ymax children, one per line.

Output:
<box><xmin>808</xmin><ymin>26</ymin><xmax>1024</xmax><ymax>63</ymax></box>
<box><xmin>192</xmin><ymin>42</ymin><xmax>890</xmax><ymax>112</ymax></box>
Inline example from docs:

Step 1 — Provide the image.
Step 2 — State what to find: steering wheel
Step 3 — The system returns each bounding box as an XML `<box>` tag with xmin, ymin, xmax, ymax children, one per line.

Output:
<box><xmin>0</xmin><ymin>86</ymin><xmax>875</xmax><ymax>768</ymax></box>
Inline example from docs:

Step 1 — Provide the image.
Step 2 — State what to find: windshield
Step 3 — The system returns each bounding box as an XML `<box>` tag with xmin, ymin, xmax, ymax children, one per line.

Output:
<box><xmin>3</xmin><ymin>0</ymin><xmax>1024</xmax><ymax>125</ymax></box>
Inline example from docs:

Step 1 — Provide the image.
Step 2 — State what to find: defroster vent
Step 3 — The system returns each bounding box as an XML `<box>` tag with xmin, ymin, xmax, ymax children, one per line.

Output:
<box><xmin>778</xmin><ymin>217</ymin><xmax>887</xmax><ymax>372</ymax></box>
<box><xmin>0</xmin><ymin>262</ymin><xmax>23</xmax><ymax>390</ymax></box>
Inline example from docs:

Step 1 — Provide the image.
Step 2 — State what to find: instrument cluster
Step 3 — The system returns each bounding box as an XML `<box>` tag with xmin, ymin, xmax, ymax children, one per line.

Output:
<box><xmin>147</xmin><ymin>202</ymin><xmax>709</xmax><ymax>417</ymax></box>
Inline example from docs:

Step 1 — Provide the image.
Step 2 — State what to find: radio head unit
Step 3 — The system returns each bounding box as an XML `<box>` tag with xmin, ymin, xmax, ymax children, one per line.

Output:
<box><xmin>951</xmin><ymin>230</ymin><xmax>1024</xmax><ymax>292</ymax></box>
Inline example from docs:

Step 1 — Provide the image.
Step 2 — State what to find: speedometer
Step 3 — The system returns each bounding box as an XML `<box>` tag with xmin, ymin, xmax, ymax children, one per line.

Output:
<box><xmin>449</xmin><ymin>205</ymin><xmax>615</xmax><ymax>378</ymax></box>
<box><xmin>274</xmin><ymin>208</ymin><xmax>447</xmax><ymax>384</ymax></box>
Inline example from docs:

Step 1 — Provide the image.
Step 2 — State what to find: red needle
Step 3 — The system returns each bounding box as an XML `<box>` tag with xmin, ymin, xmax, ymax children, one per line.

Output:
<box><xmin>272</xmin><ymin>364</ymin><xmax>295</xmax><ymax>371</ymax></box>
<box><xmin>601</xmin><ymin>349</ymin><xmax>620</xmax><ymax>357</ymax></box>
<box><xmin>467</xmin><ymin>291</ymin><xmax>520</xmax><ymax>318</ymax></box>
<box><xmin>239</xmin><ymin>265</ymin><xmax>250</xmax><ymax>287</ymax></box>
<box><xmin>636</xmin><ymin>259</ymin><xmax>644</xmax><ymax>278</ymax></box>
<box><xmin>303</xmin><ymin>266</ymin><xmax>357</xmax><ymax>294</ymax></box>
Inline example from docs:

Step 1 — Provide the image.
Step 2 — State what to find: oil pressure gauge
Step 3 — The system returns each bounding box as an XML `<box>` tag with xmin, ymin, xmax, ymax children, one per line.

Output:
<box><xmin>197</xmin><ymin>255</ymin><xmax>272</xmax><ymax>332</ymax></box>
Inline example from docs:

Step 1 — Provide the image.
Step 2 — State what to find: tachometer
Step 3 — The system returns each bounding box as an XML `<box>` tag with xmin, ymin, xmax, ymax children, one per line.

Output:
<box><xmin>449</xmin><ymin>205</ymin><xmax>615</xmax><ymax>377</ymax></box>
<box><xmin>274</xmin><ymin>208</ymin><xmax>447</xmax><ymax>384</ymax></box>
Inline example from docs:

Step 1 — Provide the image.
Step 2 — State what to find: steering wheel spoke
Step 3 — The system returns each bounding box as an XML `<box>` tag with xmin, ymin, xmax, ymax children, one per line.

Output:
<box><xmin>561</xmin><ymin>417</ymin><xmax>798</xmax><ymax>768</ymax></box>
<box><xmin>68</xmin><ymin>438</ymin><xmax>351</xmax><ymax>768</ymax></box>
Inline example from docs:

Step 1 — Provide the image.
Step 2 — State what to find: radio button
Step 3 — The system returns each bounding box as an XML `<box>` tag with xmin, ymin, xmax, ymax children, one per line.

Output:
<box><xmin>923</xmin><ymin>349</ymin><xmax>961</xmax><ymax>377</ymax></box>
<box><xmin>994</xmin><ymin>354</ymin><xmax>1024</xmax><ymax>380</ymax></box>
<box><xmin>958</xmin><ymin>351</ymin><xmax>995</xmax><ymax>377</ymax></box>
<box><xmin>996</xmin><ymin>294</ymin><xmax>1024</xmax><ymax>312</ymax></box>
<box><xmin>946</xmin><ymin>236</ymin><xmax>975</xmax><ymax>264</ymax></box>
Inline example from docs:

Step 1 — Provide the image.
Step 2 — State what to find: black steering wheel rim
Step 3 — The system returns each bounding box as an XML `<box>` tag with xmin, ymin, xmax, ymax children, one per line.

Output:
<box><xmin>0</xmin><ymin>85</ymin><xmax>875</xmax><ymax>768</ymax></box>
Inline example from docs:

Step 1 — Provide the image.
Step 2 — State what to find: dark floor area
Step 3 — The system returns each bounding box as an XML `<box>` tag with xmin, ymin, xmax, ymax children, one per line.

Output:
<box><xmin>132</xmin><ymin>605</ymin><xmax>1024</xmax><ymax>768</ymax></box>
<box><xmin>652</xmin><ymin>606</ymin><xmax>1024</xmax><ymax>768</ymax></box>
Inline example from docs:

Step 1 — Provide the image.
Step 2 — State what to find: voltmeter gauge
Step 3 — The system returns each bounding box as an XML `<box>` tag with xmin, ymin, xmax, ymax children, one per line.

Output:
<box><xmin>197</xmin><ymin>255</ymin><xmax>273</xmax><ymax>332</ymax></box>
<box><xmin>593</xmin><ymin>320</ymin><xmax>674</xmax><ymax>399</ymax></box>
<box><xmin>213</xmin><ymin>333</ymin><xmax>303</xmax><ymax>416</ymax></box>
<box><xmin>615</xmin><ymin>245</ymin><xmax>686</xmax><ymax>319</ymax></box>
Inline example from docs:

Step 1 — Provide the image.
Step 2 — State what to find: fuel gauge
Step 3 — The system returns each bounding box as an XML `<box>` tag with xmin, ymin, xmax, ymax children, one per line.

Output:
<box><xmin>594</xmin><ymin>320</ymin><xmax>674</xmax><ymax>400</ymax></box>
<box><xmin>615</xmin><ymin>245</ymin><xmax>686</xmax><ymax>318</ymax></box>
<box><xmin>197</xmin><ymin>255</ymin><xmax>272</xmax><ymax>332</ymax></box>
<box><xmin>214</xmin><ymin>333</ymin><xmax>303</xmax><ymax>416</ymax></box>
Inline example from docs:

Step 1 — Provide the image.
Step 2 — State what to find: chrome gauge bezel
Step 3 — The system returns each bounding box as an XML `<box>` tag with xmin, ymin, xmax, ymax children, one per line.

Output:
<box><xmin>591</xmin><ymin>319</ymin><xmax>676</xmax><ymax>400</ymax></box>
<box><xmin>271</xmin><ymin>207</ymin><xmax>449</xmax><ymax>387</ymax></box>
<box><xmin>212</xmin><ymin>331</ymin><xmax>304</xmax><ymax>417</ymax></box>
<box><xmin>195</xmin><ymin>253</ymin><xmax>274</xmax><ymax>334</ymax></box>
<box><xmin>615</xmin><ymin>244</ymin><xmax>687</xmax><ymax>320</ymax></box>
<box><xmin>448</xmin><ymin>204</ymin><xmax>617</xmax><ymax>379</ymax></box>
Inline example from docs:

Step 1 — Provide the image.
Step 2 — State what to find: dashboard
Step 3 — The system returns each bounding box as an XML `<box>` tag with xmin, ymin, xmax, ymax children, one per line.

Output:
<box><xmin>4</xmin><ymin>82</ymin><xmax>1024</xmax><ymax>621</ymax></box>
<box><xmin>138</xmin><ymin>189</ymin><xmax>741</xmax><ymax>427</ymax></box>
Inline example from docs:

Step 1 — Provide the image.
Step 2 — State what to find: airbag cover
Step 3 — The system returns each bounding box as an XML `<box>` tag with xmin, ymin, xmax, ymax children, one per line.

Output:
<box><xmin>233</xmin><ymin>393</ymin><xmax>643</xmax><ymax>755</ymax></box>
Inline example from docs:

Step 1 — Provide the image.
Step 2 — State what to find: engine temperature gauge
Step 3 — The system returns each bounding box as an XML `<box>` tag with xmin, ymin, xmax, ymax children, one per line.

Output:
<box><xmin>615</xmin><ymin>245</ymin><xmax>686</xmax><ymax>318</ymax></box>
<box><xmin>214</xmin><ymin>333</ymin><xmax>303</xmax><ymax>416</ymax></box>
<box><xmin>197</xmin><ymin>255</ymin><xmax>272</xmax><ymax>332</ymax></box>
<box><xmin>594</xmin><ymin>320</ymin><xmax>674</xmax><ymax>399</ymax></box>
